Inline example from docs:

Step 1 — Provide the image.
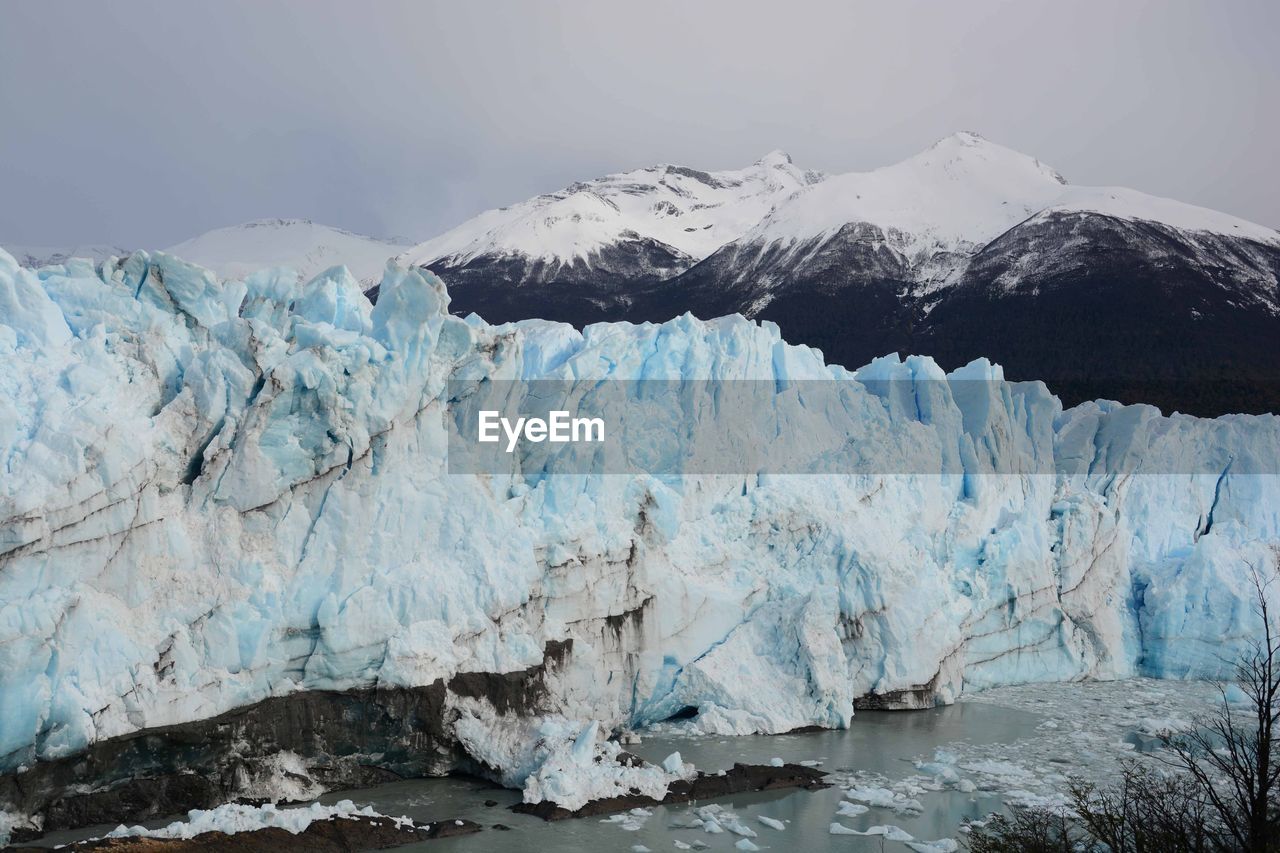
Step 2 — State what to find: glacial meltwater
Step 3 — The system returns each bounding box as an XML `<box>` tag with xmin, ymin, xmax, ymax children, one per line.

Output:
<box><xmin>30</xmin><ymin>679</ymin><xmax>1226</xmax><ymax>852</ymax></box>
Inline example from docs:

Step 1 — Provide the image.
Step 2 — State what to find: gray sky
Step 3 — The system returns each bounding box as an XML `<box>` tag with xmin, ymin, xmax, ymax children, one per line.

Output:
<box><xmin>2</xmin><ymin>0</ymin><xmax>1277</xmax><ymax>248</ymax></box>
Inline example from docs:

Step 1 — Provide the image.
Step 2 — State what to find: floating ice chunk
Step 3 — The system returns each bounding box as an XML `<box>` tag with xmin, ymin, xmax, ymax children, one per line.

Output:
<box><xmin>1138</xmin><ymin>716</ymin><xmax>1191</xmax><ymax>736</ymax></box>
<box><xmin>830</xmin><ymin>822</ymin><xmax>916</xmax><ymax>840</ymax></box>
<box><xmin>758</xmin><ymin>815</ymin><xmax>785</xmax><ymax>830</ymax></box>
<box><xmin>844</xmin><ymin>785</ymin><xmax>923</xmax><ymax>814</ymax></box>
<box><xmin>916</xmin><ymin>748</ymin><xmax>964</xmax><ymax>785</ymax></box>
<box><xmin>769</xmin><ymin>757</ymin><xmax>785</xmax><ymax>767</ymax></box>
<box><xmin>601</xmin><ymin>809</ymin><xmax>651</xmax><ymax>831</ymax></box>
<box><xmin>735</xmin><ymin>840</ymin><xmax>761</xmax><ymax>852</ymax></box>
<box><xmin>693</xmin><ymin>805</ymin><xmax>754</xmax><ymax>837</ymax></box>
<box><xmin>958</xmin><ymin>760</ymin><xmax>1037</xmax><ymax>789</ymax></box>
<box><xmin>907</xmin><ymin>840</ymin><xmax>959</xmax><ymax>853</ymax></box>
<box><xmin>864</xmin><ymin>825</ymin><xmax>915</xmax><ymax>841</ymax></box>
<box><xmin>836</xmin><ymin>801</ymin><xmax>870</xmax><ymax>816</ymax></box>
<box><xmin>1003</xmin><ymin>790</ymin><xmax>1069</xmax><ymax>810</ymax></box>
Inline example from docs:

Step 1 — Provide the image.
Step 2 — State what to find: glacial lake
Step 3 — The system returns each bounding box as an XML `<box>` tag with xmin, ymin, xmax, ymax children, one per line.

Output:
<box><xmin>33</xmin><ymin>679</ymin><xmax>1225</xmax><ymax>852</ymax></box>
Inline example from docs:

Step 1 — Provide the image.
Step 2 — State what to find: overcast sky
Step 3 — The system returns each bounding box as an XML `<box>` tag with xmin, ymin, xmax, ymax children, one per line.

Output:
<box><xmin>2</xmin><ymin>0</ymin><xmax>1277</xmax><ymax>248</ymax></box>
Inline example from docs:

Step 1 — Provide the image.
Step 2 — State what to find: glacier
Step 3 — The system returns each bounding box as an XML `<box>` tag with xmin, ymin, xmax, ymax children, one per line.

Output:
<box><xmin>1</xmin><ymin>246</ymin><xmax>1279</xmax><ymax>835</ymax></box>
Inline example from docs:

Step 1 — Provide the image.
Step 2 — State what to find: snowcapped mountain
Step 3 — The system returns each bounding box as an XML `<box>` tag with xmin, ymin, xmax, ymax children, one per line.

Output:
<box><xmin>400</xmin><ymin>133</ymin><xmax>1280</xmax><ymax>415</ymax></box>
<box><xmin>399</xmin><ymin>151</ymin><xmax>824</xmax><ymax>326</ymax></box>
<box><xmin>3</xmin><ymin>249</ymin><xmax>1279</xmax><ymax>837</ymax></box>
<box><xmin>166</xmin><ymin>219</ymin><xmax>410</xmax><ymax>288</ymax></box>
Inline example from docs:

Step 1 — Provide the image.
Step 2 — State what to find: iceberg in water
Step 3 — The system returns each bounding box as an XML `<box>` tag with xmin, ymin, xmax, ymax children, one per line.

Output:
<box><xmin>0</xmin><ymin>246</ymin><xmax>1278</xmax><ymax>829</ymax></box>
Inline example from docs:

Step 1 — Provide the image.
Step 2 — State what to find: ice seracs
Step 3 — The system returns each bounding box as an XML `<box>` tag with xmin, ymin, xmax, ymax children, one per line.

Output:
<box><xmin>0</xmin><ymin>243</ymin><xmax>130</xmax><ymax>269</ymax></box>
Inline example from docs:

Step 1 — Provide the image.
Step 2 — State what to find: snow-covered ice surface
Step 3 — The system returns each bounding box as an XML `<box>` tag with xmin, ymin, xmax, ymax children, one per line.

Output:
<box><xmin>1</xmin><ymin>246</ymin><xmax>1279</xmax><ymax>838</ymax></box>
<box><xmin>95</xmin><ymin>798</ymin><xmax>406</xmax><ymax>841</ymax></box>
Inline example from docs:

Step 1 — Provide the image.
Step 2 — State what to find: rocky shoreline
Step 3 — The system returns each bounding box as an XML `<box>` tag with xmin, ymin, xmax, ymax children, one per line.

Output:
<box><xmin>9</xmin><ymin>759</ymin><xmax>828</xmax><ymax>851</ymax></box>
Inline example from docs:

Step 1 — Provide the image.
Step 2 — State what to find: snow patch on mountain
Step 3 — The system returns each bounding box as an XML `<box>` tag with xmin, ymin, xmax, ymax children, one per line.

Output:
<box><xmin>743</xmin><ymin>132</ymin><xmax>1069</xmax><ymax>258</ymax></box>
<box><xmin>165</xmin><ymin>219</ymin><xmax>410</xmax><ymax>288</ymax></box>
<box><xmin>743</xmin><ymin>132</ymin><xmax>1278</xmax><ymax>259</ymax></box>
<box><xmin>1045</xmin><ymin>185</ymin><xmax>1280</xmax><ymax>243</ymax></box>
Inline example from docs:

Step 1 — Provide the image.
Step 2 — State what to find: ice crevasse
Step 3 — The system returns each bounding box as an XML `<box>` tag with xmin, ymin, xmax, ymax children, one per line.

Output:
<box><xmin>1</xmin><ymin>247</ymin><xmax>1279</xmax><ymax>810</ymax></box>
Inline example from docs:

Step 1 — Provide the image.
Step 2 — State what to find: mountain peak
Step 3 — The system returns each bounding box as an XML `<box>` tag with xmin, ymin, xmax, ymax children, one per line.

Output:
<box><xmin>940</xmin><ymin>130</ymin><xmax>987</xmax><ymax>147</ymax></box>
<box><xmin>907</xmin><ymin>132</ymin><xmax>1069</xmax><ymax>188</ymax></box>
<box><xmin>924</xmin><ymin>131</ymin><xmax>1026</xmax><ymax>160</ymax></box>
<box><xmin>239</xmin><ymin>218</ymin><xmax>316</xmax><ymax>229</ymax></box>
<box><xmin>756</xmin><ymin>149</ymin><xmax>794</xmax><ymax>167</ymax></box>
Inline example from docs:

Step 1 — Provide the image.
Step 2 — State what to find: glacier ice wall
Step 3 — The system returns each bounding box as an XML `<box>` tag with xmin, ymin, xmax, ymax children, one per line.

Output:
<box><xmin>1</xmin><ymin>247</ymin><xmax>1279</xmax><ymax>792</ymax></box>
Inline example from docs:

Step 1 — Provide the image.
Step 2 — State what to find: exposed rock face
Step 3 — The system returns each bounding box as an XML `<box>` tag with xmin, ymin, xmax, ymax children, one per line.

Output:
<box><xmin>423</xmin><ymin>237</ymin><xmax>696</xmax><ymax>327</ymax></box>
<box><xmin>627</xmin><ymin>220</ymin><xmax>923</xmax><ymax>370</ymax></box>
<box><xmin>1</xmin><ymin>644</ymin><xmax>571</xmax><ymax>835</ymax></box>
<box><xmin>915</xmin><ymin>212</ymin><xmax>1280</xmax><ymax>415</ymax></box>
